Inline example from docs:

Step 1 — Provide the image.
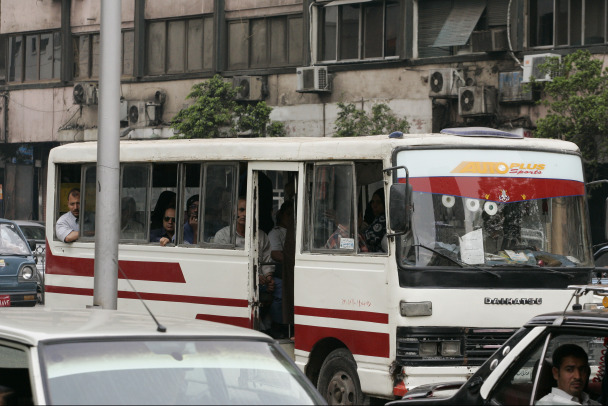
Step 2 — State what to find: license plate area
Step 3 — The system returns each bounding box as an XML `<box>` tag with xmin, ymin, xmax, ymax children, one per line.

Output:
<box><xmin>0</xmin><ymin>295</ymin><xmax>11</xmax><ymax>307</ymax></box>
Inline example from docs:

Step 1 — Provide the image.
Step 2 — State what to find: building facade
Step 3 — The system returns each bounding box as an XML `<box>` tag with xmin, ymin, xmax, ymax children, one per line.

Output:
<box><xmin>0</xmin><ymin>0</ymin><xmax>602</xmax><ymax>224</ymax></box>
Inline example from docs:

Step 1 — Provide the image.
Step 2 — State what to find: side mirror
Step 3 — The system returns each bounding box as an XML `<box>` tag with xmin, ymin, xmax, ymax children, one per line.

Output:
<box><xmin>389</xmin><ymin>183</ymin><xmax>412</xmax><ymax>234</ymax></box>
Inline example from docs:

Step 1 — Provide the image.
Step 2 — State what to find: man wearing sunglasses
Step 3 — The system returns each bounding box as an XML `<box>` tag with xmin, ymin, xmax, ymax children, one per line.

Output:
<box><xmin>150</xmin><ymin>205</ymin><xmax>176</xmax><ymax>246</ymax></box>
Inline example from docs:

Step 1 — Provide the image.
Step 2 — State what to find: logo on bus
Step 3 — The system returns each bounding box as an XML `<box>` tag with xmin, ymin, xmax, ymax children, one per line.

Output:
<box><xmin>484</xmin><ymin>297</ymin><xmax>542</xmax><ymax>305</ymax></box>
<box><xmin>451</xmin><ymin>162</ymin><xmax>545</xmax><ymax>175</ymax></box>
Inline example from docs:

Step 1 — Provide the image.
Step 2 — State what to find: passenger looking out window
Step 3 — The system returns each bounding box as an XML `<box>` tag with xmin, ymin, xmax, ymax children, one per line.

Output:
<box><xmin>150</xmin><ymin>206</ymin><xmax>176</xmax><ymax>246</ymax></box>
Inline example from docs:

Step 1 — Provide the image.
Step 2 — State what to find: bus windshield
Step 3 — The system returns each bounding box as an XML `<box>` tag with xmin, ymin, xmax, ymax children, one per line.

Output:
<box><xmin>395</xmin><ymin>148</ymin><xmax>593</xmax><ymax>268</ymax></box>
<box><xmin>399</xmin><ymin>193</ymin><xmax>592</xmax><ymax>267</ymax></box>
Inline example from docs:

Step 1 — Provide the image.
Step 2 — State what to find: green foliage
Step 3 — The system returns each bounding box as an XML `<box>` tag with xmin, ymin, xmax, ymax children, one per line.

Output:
<box><xmin>534</xmin><ymin>50</ymin><xmax>608</xmax><ymax>168</ymax></box>
<box><xmin>333</xmin><ymin>102</ymin><xmax>410</xmax><ymax>137</ymax></box>
<box><xmin>170</xmin><ymin>75</ymin><xmax>285</xmax><ymax>138</ymax></box>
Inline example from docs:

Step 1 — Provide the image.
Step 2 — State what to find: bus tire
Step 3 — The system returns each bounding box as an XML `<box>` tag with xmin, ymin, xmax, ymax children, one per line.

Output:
<box><xmin>317</xmin><ymin>348</ymin><xmax>364</xmax><ymax>405</ymax></box>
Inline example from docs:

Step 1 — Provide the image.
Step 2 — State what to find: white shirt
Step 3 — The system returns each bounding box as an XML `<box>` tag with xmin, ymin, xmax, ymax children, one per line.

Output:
<box><xmin>268</xmin><ymin>225</ymin><xmax>287</xmax><ymax>251</ymax></box>
<box><xmin>56</xmin><ymin>211</ymin><xmax>78</xmax><ymax>242</ymax></box>
<box><xmin>214</xmin><ymin>226</ymin><xmax>273</xmax><ymax>276</ymax></box>
<box><xmin>536</xmin><ymin>388</ymin><xmax>600</xmax><ymax>405</ymax></box>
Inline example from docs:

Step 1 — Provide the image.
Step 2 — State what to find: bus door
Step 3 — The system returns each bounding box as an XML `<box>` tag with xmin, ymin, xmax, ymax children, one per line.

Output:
<box><xmin>250</xmin><ymin>163</ymin><xmax>300</xmax><ymax>336</ymax></box>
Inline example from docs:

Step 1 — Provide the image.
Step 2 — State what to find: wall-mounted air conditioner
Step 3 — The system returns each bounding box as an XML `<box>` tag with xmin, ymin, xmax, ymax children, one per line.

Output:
<box><xmin>428</xmin><ymin>68</ymin><xmax>465</xmax><ymax>98</ymax></box>
<box><xmin>471</xmin><ymin>28</ymin><xmax>508</xmax><ymax>52</ymax></box>
<box><xmin>458</xmin><ymin>86</ymin><xmax>497</xmax><ymax>116</ymax></box>
<box><xmin>522</xmin><ymin>53</ymin><xmax>561</xmax><ymax>83</ymax></box>
<box><xmin>127</xmin><ymin>101</ymin><xmax>158</xmax><ymax>128</ymax></box>
<box><xmin>232</xmin><ymin>76</ymin><xmax>266</xmax><ymax>101</ymax></box>
<box><xmin>499</xmin><ymin>71</ymin><xmax>535</xmax><ymax>103</ymax></box>
<box><xmin>73</xmin><ymin>82</ymin><xmax>98</xmax><ymax>105</ymax></box>
<box><xmin>296</xmin><ymin>66</ymin><xmax>331</xmax><ymax>93</ymax></box>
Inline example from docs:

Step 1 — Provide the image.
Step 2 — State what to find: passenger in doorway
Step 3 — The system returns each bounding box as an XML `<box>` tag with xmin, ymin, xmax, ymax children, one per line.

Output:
<box><xmin>326</xmin><ymin>208</ymin><xmax>368</xmax><ymax>252</ymax></box>
<box><xmin>268</xmin><ymin>201</ymin><xmax>294</xmax><ymax>338</ymax></box>
<box><xmin>214</xmin><ymin>197</ymin><xmax>275</xmax><ymax>329</ymax></box>
<box><xmin>362</xmin><ymin>188</ymin><xmax>386</xmax><ymax>252</ymax></box>
<box><xmin>183</xmin><ymin>195</ymin><xmax>199</xmax><ymax>244</ymax></box>
<box><xmin>150</xmin><ymin>205</ymin><xmax>176</xmax><ymax>246</ymax></box>
<box><xmin>120</xmin><ymin>196</ymin><xmax>144</xmax><ymax>238</ymax></box>
<box><xmin>56</xmin><ymin>188</ymin><xmax>80</xmax><ymax>243</ymax></box>
<box><xmin>536</xmin><ymin>343</ymin><xmax>600</xmax><ymax>405</ymax></box>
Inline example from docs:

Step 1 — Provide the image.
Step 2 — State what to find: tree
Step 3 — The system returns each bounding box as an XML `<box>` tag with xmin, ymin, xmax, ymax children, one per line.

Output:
<box><xmin>333</xmin><ymin>102</ymin><xmax>410</xmax><ymax>137</ymax></box>
<box><xmin>534</xmin><ymin>50</ymin><xmax>608</xmax><ymax>178</ymax></box>
<box><xmin>171</xmin><ymin>75</ymin><xmax>285</xmax><ymax>138</ymax></box>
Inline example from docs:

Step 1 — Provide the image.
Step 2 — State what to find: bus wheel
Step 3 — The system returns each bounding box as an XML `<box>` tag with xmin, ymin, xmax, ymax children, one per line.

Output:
<box><xmin>317</xmin><ymin>348</ymin><xmax>363</xmax><ymax>405</ymax></box>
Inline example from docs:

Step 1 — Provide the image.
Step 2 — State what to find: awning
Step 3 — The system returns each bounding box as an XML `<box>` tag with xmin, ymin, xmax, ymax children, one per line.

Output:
<box><xmin>324</xmin><ymin>0</ymin><xmax>374</xmax><ymax>7</ymax></box>
<box><xmin>432</xmin><ymin>0</ymin><xmax>486</xmax><ymax>47</ymax></box>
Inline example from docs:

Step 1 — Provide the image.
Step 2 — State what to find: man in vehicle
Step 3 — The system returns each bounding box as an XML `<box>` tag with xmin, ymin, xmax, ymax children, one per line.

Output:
<box><xmin>537</xmin><ymin>343</ymin><xmax>600</xmax><ymax>405</ymax></box>
<box><xmin>183</xmin><ymin>195</ymin><xmax>199</xmax><ymax>244</ymax></box>
<box><xmin>55</xmin><ymin>188</ymin><xmax>80</xmax><ymax>243</ymax></box>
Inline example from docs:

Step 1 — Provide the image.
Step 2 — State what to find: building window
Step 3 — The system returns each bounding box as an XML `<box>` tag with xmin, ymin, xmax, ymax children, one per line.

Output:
<box><xmin>318</xmin><ymin>1</ymin><xmax>399</xmax><ymax>62</ymax></box>
<box><xmin>7</xmin><ymin>32</ymin><xmax>61</xmax><ymax>83</ymax></box>
<box><xmin>145</xmin><ymin>16</ymin><xmax>213</xmax><ymax>76</ymax></box>
<box><xmin>227</xmin><ymin>15</ymin><xmax>303</xmax><ymax>70</ymax></box>
<box><xmin>74</xmin><ymin>31</ymin><xmax>134</xmax><ymax>80</ymax></box>
<box><xmin>530</xmin><ymin>0</ymin><xmax>606</xmax><ymax>47</ymax></box>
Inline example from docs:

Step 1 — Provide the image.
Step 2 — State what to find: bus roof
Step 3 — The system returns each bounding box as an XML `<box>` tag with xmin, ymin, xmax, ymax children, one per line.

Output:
<box><xmin>49</xmin><ymin>133</ymin><xmax>581</xmax><ymax>163</ymax></box>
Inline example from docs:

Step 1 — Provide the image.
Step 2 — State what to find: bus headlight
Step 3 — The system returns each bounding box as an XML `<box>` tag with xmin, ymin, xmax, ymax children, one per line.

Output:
<box><xmin>419</xmin><ymin>342</ymin><xmax>438</xmax><ymax>356</ymax></box>
<box><xmin>441</xmin><ymin>341</ymin><xmax>461</xmax><ymax>356</ymax></box>
<box><xmin>19</xmin><ymin>265</ymin><xmax>37</xmax><ymax>282</ymax></box>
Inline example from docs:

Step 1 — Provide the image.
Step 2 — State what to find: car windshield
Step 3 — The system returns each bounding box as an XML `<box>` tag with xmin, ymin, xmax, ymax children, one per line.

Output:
<box><xmin>399</xmin><ymin>193</ymin><xmax>593</xmax><ymax>267</ymax></box>
<box><xmin>40</xmin><ymin>339</ymin><xmax>320</xmax><ymax>405</ymax></box>
<box><xmin>19</xmin><ymin>225</ymin><xmax>45</xmax><ymax>241</ymax></box>
<box><xmin>0</xmin><ymin>224</ymin><xmax>30</xmax><ymax>256</ymax></box>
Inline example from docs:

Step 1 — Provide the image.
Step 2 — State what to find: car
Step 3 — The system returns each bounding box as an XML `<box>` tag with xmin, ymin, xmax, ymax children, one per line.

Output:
<box><xmin>0</xmin><ymin>219</ymin><xmax>39</xmax><ymax>307</ymax></box>
<box><xmin>387</xmin><ymin>285</ymin><xmax>608</xmax><ymax>406</ymax></box>
<box><xmin>12</xmin><ymin>220</ymin><xmax>45</xmax><ymax>303</ymax></box>
<box><xmin>0</xmin><ymin>306</ymin><xmax>326</xmax><ymax>405</ymax></box>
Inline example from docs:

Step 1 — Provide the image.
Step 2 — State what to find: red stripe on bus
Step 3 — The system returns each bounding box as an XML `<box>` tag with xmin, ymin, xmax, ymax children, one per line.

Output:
<box><xmin>196</xmin><ymin>314</ymin><xmax>251</xmax><ymax>328</ymax></box>
<box><xmin>295</xmin><ymin>324</ymin><xmax>389</xmax><ymax>358</ymax></box>
<box><xmin>45</xmin><ymin>246</ymin><xmax>186</xmax><ymax>283</ymax></box>
<box><xmin>46</xmin><ymin>285</ymin><xmax>249</xmax><ymax>307</ymax></box>
<box><xmin>403</xmin><ymin>177</ymin><xmax>584</xmax><ymax>202</ymax></box>
<box><xmin>295</xmin><ymin>306</ymin><xmax>388</xmax><ymax>324</ymax></box>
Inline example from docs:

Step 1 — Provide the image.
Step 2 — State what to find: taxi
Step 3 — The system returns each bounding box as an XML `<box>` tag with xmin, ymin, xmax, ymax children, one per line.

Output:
<box><xmin>0</xmin><ymin>307</ymin><xmax>326</xmax><ymax>405</ymax></box>
<box><xmin>388</xmin><ymin>285</ymin><xmax>608</xmax><ymax>405</ymax></box>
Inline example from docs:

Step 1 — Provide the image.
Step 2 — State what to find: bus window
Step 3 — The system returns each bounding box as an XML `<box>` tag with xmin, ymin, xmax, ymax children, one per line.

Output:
<box><xmin>80</xmin><ymin>165</ymin><xmax>96</xmax><ymax>240</ymax></box>
<box><xmin>310</xmin><ymin>163</ymin><xmax>364</xmax><ymax>252</ymax></box>
<box><xmin>120</xmin><ymin>165</ymin><xmax>150</xmax><ymax>242</ymax></box>
<box><xmin>203</xmin><ymin>164</ymin><xmax>237</xmax><ymax>244</ymax></box>
<box><xmin>181</xmin><ymin>163</ymin><xmax>201</xmax><ymax>245</ymax></box>
<box><xmin>55</xmin><ymin>164</ymin><xmax>81</xmax><ymax>241</ymax></box>
<box><xmin>150</xmin><ymin>164</ymin><xmax>177</xmax><ymax>244</ymax></box>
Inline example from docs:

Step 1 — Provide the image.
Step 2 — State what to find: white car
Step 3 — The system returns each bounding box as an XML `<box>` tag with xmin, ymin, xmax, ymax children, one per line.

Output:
<box><xmin>0</xmin><ymin>307</ymin><xmax>325</xmax><ymax>405</ymax></box>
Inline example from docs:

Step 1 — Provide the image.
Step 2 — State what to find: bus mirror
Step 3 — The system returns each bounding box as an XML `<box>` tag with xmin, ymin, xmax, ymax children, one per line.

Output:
<box><xmin>389</xmin><ymin>183</ymin><xmax>412</xmax><ymax>234</ymax></box>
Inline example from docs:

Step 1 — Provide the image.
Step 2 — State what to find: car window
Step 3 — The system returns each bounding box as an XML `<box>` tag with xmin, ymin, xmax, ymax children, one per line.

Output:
<box><xmin>41</xmin><ymin>338</ymin><xmax>320</xmax><ymax>405</ymax></box>
<box><xmin>0</xmin><ymin>343</ymin><xmax>33</xmax><ymax>404</ymax></box>
<box><xmin>0</xmin><ymin>224</ymin><xmax>30</xmax><ymax>255</ymax></box>
<box><xmin>490</xmin><ymin>332</ymin><xmax>607</xmax><ymax>405</ymax></box>
<box><xmin>19</xmin><ymin>225</ymin><xmax>45</xmax><ymax>241</ymax></box>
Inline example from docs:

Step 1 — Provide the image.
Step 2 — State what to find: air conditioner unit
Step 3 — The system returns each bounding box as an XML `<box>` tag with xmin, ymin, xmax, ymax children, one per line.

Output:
<box><xmin>296</xmin><ymin>66</ymin><xmax>331</xmax><ymax>93</ymax></box>
<box><xmin>232</xmin><ymin>76</ymin><xmax>266</xmax><ymax>101</ymax></box>
<box><xmin>458</xmin><ymin>86</ymin><xmax>497</xmax><ymax>116</ymax></box>
<box><xmin>499</xmin><ymin>71</ymin><xmax>535</xmax><ymax>103</ymax></box>
<box><xmin>127</xmin><ymin>101</ymin><xmax>157</xmax><ymax>128</ymax></box>
<box><xmin>119</xmin><ymin>100</ymin><xmax>128</xmax><ymax>123</ymax></box>
<box><xmin>73</xmin><ymin>82</ymin><xmax>98</xmax><ymax>105</ymax></box>
<box><xmin>471</xmin><ymin>28</ymin><xmax>508</xmax><ymax>52</ymax></box>
<box><xmin>428</xmin><ymin>68</ymin><xmax>465</xmax><ymax>98</ymax></box>
<box><xmin>522</xmin><ymin>53</ymin><xmax>561</xmax><ymax>83</ymax></box>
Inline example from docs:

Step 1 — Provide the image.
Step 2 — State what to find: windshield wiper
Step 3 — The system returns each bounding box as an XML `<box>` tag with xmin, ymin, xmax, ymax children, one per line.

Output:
<box><xmin>495</xmin><ymin>262</ymin><xmax>575</xmax><ymax>279</ymax></box>
<box><xmin>414</xmin><ymin>244</ymin><xmax>501</xmax><ymax>279</ymax></box>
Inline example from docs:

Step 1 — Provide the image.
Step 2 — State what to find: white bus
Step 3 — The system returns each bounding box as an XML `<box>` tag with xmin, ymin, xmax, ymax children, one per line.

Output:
<box><xmin>45</xmin><ymin>128</ymin><xmax>594</xmax><ymax>403</ymax></box>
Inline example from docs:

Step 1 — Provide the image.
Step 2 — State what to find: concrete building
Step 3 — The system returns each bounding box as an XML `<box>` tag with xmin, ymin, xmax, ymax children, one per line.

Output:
<box><xmin>0</xmin><ymin>0</ymin><xmax>601</xmax><ymax>224</ymax></box>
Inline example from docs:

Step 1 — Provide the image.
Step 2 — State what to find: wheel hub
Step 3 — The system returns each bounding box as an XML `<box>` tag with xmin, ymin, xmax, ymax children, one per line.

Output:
<box><xmin>326</xmin><ymin>370</ymin><xmax>356</xmax><ymax>405</ymax></box>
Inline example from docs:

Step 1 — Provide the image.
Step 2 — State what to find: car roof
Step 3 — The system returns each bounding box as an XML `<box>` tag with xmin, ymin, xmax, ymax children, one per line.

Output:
<box><xmin>11</xmin><ymin>220</ymin><xmax>44</xmax><ymax>228</ymax></box>
<box><xmin>525</xmin><ymin>307</ymin><xmax>608</xmax><ymax>329</ymax></box>
<box><xmin>0</xmin><ymin>307</ymin><xmax>271</xmax><ymax>346</ymax></box>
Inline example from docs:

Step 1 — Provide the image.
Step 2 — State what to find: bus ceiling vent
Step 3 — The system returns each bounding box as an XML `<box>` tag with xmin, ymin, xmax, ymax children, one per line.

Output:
<box><xmin>389</xmin><ymin>131</ymin><xmax>404</xmax><ymax>139</ymax></box>
<box><xmin>440</xmin><ymin>127</ymin><xmax>524</xmax><ymax>139</ymax></box>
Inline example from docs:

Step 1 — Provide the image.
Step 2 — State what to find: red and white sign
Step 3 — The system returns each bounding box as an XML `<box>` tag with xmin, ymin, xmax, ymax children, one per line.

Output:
<box><xmin>0</xmin><ymin>295</ymin><xmax>11</xmax><ymax>307</ymax></box>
